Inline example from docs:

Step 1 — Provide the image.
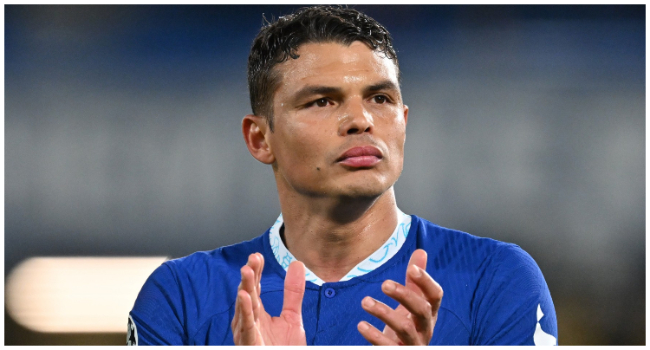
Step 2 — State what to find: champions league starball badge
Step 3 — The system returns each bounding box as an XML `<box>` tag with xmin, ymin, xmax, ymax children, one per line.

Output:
<box><xmin>127</xmin><ymin>315</ymin><xmax>138</xmax><ymax>346</ymax></box>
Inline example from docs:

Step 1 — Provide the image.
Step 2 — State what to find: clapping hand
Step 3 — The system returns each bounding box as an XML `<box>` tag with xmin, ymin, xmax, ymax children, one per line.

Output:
<box><xmin>231</xmin><ymin>253</ymin><xmax>307</xmax><ymax>345</ymax></box>
<box><xmin>357</xmin><ymin>249</ymin><xmax>443</xmax><ymax>345</ymax></box>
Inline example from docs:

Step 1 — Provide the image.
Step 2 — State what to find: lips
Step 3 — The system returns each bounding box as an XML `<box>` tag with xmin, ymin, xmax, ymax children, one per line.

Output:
<box><xmin>336</xmin><ymin>146</ymin><xmax>383</xmax><ymax>167</ymax></box>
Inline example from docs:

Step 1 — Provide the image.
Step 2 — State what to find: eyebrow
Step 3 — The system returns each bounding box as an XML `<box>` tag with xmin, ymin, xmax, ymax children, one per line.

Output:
<box><xmin>291</xmin><ymin>80</ymin><xmax>400</xmax><ymax>104</ymax></box>
<box><xmin>292</xmin><ymin>85</ymin><xmax>343</xmax><ymax>103</ymax></box>
<box><xmin>364</xmin><ymin>80</ymin><xmax>399</xmax><ymax>95</ymax></box>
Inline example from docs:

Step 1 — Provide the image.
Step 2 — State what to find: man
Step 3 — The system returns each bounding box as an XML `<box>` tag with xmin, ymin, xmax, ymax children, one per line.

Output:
<box><xmin>128</xmin><ymin>6</ymin><xmax>557</xmax><ymax>345</ymax></box>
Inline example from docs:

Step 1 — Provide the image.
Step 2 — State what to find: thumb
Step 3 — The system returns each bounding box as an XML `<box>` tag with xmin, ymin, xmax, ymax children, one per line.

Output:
<box><xmin>281</xmin><ymin>261</ymin><xmax>306</xmax><ymax>324</ymax></box>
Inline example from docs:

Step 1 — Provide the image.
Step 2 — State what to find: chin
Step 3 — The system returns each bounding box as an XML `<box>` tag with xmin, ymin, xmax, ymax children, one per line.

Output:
<box><xmin>334</xmin><ymin>178</ymin><xmax>393</xmax><ymax>199</ymax></box>
<box><xmin>337</xmin><ymin>166</ymin><xmax>401</xmax><ymax>196</ymax></box>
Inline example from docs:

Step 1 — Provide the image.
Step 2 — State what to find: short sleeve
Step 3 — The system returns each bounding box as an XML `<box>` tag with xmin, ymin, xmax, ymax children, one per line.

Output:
<box><xmin>471</xmin><ymin>244</ymin><xmax>558</xmax><ymax>345</ymax></box>
<box><xmin>128</xmin><ymin>262</ymin><xmax>186</xmax><ymax>345</ymax></box>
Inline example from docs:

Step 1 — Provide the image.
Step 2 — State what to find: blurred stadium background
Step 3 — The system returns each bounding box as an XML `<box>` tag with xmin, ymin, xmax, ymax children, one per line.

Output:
<box><xmin>4</xmin><ymin>5</ymin><xmax>645</xmax><ymax>345</ymax></box>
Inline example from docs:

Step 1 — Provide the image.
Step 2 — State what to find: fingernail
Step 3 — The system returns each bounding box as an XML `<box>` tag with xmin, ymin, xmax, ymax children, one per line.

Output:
<box><xmin>409</xmin><ymin>265</ymin><xmax>422</xmax><ymax>278</ymax></box>
<box><xmin>383</xmin><ymin>280</ymin><xmax>396</xmax><ymax>292</ymax></box>
<box><xmin>358</xmin><ymin>322</ymin><xmax>369</xmax><ymax>331</ymax></box>
<box><xmin>363</xmin><ymin>297</ymin><xmax>376</xmax><ymax>307</ymax></box>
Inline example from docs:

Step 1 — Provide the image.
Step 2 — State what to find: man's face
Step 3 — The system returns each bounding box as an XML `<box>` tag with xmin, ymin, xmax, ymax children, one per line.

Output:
<box><xmin>267</xmin><ymin>41</ymin><xmax>408</xmax><ymax>199</ymax></box>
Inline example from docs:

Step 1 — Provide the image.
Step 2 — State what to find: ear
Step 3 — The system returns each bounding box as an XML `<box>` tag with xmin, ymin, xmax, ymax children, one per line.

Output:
<box><xmin>403</xmin><ymin>104</ymin><xmax>409</xmax><ymax>126</ymax></box>
<box><xmin>242</xmin><ymin>114</ymin><xmax>275</xmax><ymax>164</ymax></box>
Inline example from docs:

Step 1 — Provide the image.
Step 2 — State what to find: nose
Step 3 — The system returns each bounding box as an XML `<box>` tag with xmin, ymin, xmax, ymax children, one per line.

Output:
<box><xmin>338</xmin><ymin>99</ymin><xmax>374</xmax><ymax>136</ymax></box>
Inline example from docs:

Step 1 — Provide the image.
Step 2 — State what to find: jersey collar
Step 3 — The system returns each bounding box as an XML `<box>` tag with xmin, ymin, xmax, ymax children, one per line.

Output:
<box><xmin>268</xmin><ymin>209</ymin><xmax>412</xmax><ymax>286</ymax></box>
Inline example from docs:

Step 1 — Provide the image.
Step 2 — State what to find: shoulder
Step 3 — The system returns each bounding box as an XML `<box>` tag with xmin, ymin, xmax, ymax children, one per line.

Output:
<box><xmin>412</xmin><ymin>215</ymin><xmax>503</xmax><ymax>247</ymax></box>
<box><xmin>409</xmin><ymin>216</ymin><xmax>556</xmax><ymax>345</ymax></box>
<box><xmin>411</xmin><ymin>215</ymin><xmax>513</xmax><ymax>270</ymax></box>
<box><xmin>165</xmin><ymin>233</ymin><xmax>266</xmax><ymax>281</ymax></box>
<box><xmin>411</xmin><ymin>215</ymin><xmax>546</xmax><ymax>288</ymax></box>
<box><xmin>471</xmin><ymin>241</ymin><xmax>557</xmax><ymax>344</ymax></box>
<box><xmin>159</xmin><ymin>233</ymin><xmax>268</xmax><ymax>312</ymax></box>
<box><xmin>129</xmin><ymin>233</ymin><xmax>268</xmax><ymax>344</ymax></box>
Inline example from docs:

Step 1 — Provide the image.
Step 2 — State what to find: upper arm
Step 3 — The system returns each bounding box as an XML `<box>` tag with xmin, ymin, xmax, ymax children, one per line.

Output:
<box><xmin>129</xmin><ymin>263</ymin><xmax>186</xmax><ymax>345</ymax></box>
<box><xmin>471</xmin><ymin>245</ymin><xmax>558</xmax><ymax>345</ymax></box>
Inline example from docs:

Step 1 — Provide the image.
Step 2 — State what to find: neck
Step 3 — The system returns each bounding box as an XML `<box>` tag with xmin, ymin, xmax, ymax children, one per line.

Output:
<box><xmin>278</xmin><ymin>187</ymin><xmax>399</xmax><ymax>283</ymax></box>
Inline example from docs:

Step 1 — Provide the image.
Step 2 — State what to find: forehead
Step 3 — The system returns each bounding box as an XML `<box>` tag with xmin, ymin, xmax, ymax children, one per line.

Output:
<box><xmin>274</xmin><ymin>41</ymin><xmax>399</xmax><ymax>91</ymax></box>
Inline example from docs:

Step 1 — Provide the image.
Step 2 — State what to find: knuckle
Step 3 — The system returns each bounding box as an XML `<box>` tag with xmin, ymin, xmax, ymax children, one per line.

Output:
<box><xmin>423</xmin><ymin>301</ymin><xmax>432</xmax><ymax>314</ymax></box>
<box><xmin>431</xmin><ymin>282</ymin><xmax>443</xmax><ymax>298</ymax></box>
<box><xmin>241</xmin><ymin>319</ymin><xmax>255</xmax><ymax>332</ymax></box>
<box><xmin>401</xmin><ymin>321</ymin><xmax>419</xmax><ymax>340</ymax></box>
<box><xmin>392</xmin><ymin>318</ymin><xmax>412</xmax><ymax>335</ymax></box>
<box><xmin>283</xmin><ymin>309</ymin><xmax>301</xmax><ymax>324</ymax></box>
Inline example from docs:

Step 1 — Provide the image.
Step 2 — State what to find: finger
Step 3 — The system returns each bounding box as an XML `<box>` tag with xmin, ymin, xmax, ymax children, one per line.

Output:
<box><xmin>237</xmin><ymin>290</ymin><xmax>258</xmax><ymax>345</ymax></box>
<box><xmin>255</xmin><ymin>253</ymin><xmax>264</xmax><ymax>295</ymax></box>
<box><xmin>246</xmin><ymin>253</ymin><xmax>261</xmax><ymax>284</ymax></box>
<box><xmin>232</xmin><ymin>290</ymin><xmax>246</xmax><ymax>344</ymax></box>
<box><xmin>357</xmin><ymin>321</ymin><xmax>398</xmax><ymax>345</ymax></box>
<box><xmin>407</xmin><ymin>249</ymin><xmax>428</xmax><ymax>270</ymax></box>
<box><xmin>240</xmin><ymin>265</ymin><xmax>256</xmax><ymax>296</ymax></box>
<box><xmin>405</xmin><ymin>249</ymin><xmax>427</xmax><ymax>294</ymax></box>
<box><xmin>381</xmin><ymin>279</ymin><xmax>433</xmax><ymax>333</ymax></box>
<box><xmin>245</xmin><ymin>254</ymin><xmax>264</xmax><ymax>320</ymax></box>
<box><xmin>233</xmin><ymin>266</ymin><xmax>255</xmax><ymax>340</ymax></box>
<box><xmin>240</xmin><ymin>264</ymin><xmax>262</xmax><ymax>323</ymax></box>
<box><xmin>231</xmin><ymin>288</ymin><xmax>241</xmax><ymax>339</ymax></box>
<box><xmin>233</xmin><ymin>263</ymin><xmax>251</xmax><ymax>334</ymax></box>
<box><xmin>238</xmin><ymin>256</ymin><xmax>255</xmax><ymax>292</ymax></box>
<box><xmin>407</xmin><ymin>264</ymin><xmax>443</xmax><ymax>312</ymax></box>
<box><xmin>246</xmin><ymin>254</ymin><xmax>261</xmax><ymax>289</ymax></box>
<box><xmin>361</xmin><ymin>296</ymin><xmax>418</xmax><ymax>345</ymax></box>
<box><xmin>281</xmin><ymin>260</ymin><xmax>306</xmax><ymax>325</ymax></box>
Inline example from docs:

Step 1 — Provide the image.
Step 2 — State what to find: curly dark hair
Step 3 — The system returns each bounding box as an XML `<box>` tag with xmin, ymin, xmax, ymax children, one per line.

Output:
<box><xmin>247</xmin><ymin>5</ymin><xmax>398</xmax><ymax>131</ymax></box>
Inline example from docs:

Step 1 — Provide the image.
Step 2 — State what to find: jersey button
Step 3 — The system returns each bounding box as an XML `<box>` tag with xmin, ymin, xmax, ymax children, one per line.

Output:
<box><xmin>324</xmin><ymin>288</ymin><xmax>336</xmax><ymax>298</ymax></box>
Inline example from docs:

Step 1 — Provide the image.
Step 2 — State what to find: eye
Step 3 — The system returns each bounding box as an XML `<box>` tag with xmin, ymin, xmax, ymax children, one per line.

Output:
<box><xmin>314</xmin><ymin>98</ymin><xmax>329</xmax><ymax>107</ymax></box>
<box><xmin>373</xmin><ymin>95</ymin><xmax>388</xmax><ymax>104</ymax></box>
<box><xmin>306</xmin><ymin>98</ymin><xmax>330</xmax><ymax>108</ymax></box>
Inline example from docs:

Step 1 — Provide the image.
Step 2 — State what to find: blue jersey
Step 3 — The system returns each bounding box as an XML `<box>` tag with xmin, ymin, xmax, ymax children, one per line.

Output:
<box><xmin>128</xmin><ymin>215</ymin><xmax>557</xmax><ymax>345</ymax></box>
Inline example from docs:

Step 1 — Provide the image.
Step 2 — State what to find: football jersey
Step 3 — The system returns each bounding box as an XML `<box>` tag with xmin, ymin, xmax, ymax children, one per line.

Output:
<box><xmin>128</xmin><ymin>215</ymin><xmax>558</xmax><ymax>345</ymax></box>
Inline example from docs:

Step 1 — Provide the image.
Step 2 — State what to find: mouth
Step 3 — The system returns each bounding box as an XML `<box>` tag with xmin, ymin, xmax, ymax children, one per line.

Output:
<box><xmin>336</xmin><ymin>146</ymin><xmax>383</xmax><ymax>168</ymax></box>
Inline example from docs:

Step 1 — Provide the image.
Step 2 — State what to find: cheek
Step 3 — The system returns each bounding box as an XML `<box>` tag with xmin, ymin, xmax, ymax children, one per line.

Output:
<box><xmin>279</xmin><ymin>122</ymin><xmax>328</xmax><ymax>166</ymax></box>
<box><xmin>385</xmin><ymin>119</ymin><xmax>407</xmax><ymax>168</ymax></box>
<box><xmin>386</xmin><ymin>115</ymin><xmax>407</xmax><ymax>145</ymax></box>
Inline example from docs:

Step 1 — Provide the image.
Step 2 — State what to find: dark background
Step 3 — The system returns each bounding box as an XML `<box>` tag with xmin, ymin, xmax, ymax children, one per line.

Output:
<box><xmin>5</xmin><ymin>5</ymin><xmax>645</xmax><ymax>345</ymax></box>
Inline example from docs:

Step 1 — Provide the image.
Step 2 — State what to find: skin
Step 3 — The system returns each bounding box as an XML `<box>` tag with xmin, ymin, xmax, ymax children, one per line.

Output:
<box><xmin>234</xmin><ymin>41</ymin><xmax>443</xmax><ymax>345</ymax></box>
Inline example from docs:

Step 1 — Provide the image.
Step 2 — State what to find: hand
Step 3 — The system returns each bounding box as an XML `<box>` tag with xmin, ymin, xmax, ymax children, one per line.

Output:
<box><xmin>357</xmin><ymin>249</ymin><xmax>443</xmax><ymax>345</ymax></box>
<box><xmin>231</xmin><ymin>253</ymin><xmax>307</xmax><ymax>345</ymax></box>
